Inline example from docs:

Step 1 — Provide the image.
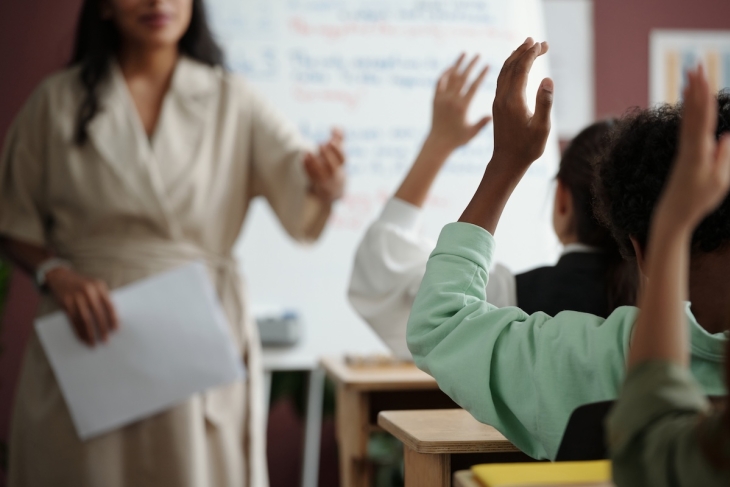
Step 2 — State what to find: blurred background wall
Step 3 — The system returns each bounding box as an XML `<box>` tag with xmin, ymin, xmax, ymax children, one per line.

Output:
<box><xmin>1</xmin><ymin>0</ymin><xmax>729</xmax><ymax>485</ymax></box>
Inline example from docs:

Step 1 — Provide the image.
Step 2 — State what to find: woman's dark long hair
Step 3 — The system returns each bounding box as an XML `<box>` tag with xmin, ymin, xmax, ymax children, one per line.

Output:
<box><xmin>557</xmin><ymin>120</ymin><xmax>638</xmax><ymax>312</ymax></box>
<box><xmin>70</xmin><ymin>0</ymin><xmax>224</xmax><ymax>145</ymax></box>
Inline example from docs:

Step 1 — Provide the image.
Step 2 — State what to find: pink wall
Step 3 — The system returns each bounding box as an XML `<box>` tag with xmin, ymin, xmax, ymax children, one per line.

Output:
<box><xmin>594</xmin><ymin>0</ymin><xmax>730</xmax><ymax>118</ymax></box>
<box><xmin>0</xmin><ymin>0</ymin><xmax>83</xmax><ymax>453</ymax></box>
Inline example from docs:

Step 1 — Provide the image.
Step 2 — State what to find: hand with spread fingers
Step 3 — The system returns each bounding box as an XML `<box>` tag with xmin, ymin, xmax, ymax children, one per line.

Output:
<box><xmin>304</xmin><ymin>128</ymin><xmax>347</xmax><ymax>204</ymax></box>
<box><xmin>491</xmin><ymin>37</ymin><xmax>553</xmax><ymax>171</ymax></box>
<box><xmin>429</xmin><ymin>53</ymin><xmax>491</xmax><ymax>152</ymax></box>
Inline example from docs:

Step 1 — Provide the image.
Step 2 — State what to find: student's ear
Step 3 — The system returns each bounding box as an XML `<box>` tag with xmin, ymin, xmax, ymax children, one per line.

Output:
<box><xmin>630</xmin><ymin>236</ymin><xmax>646</xmax><ymax>275</ymax></box>
<box><xmin>555</xmin><ymin>180</ymin><xmax>572</xmax><ymax>216</ymax></box>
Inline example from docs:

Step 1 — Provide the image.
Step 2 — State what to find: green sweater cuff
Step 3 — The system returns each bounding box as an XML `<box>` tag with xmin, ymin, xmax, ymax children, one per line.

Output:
<box><xmin>431</xmin><ymin>222</ymin><xmax>496</xmax><ymax>270</ymax></box>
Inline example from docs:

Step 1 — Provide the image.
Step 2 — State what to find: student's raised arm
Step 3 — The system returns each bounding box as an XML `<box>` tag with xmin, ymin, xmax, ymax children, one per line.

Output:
<box><xmin>627</xmin><ymin>67</ymin><xmax>730</xmax><ymax>370</ymax></box>
<box><xmin>608</xmin><ymin>67</ymin><xmax>730</xmax><ymax>487</ymax></box>
<box><xmin>406</xmin><ymin>40</ymin><xmax>638</xmax><ymax>460</ymax></box>
<box><xmin>348</xmin><ymin>55</ymin><xmax>492</xmax><ymax>357</ymax></box>
<box><xmin>459</xmin><ymin>39</ymin><xmax>553</xmax><ymax>233</ymax></box>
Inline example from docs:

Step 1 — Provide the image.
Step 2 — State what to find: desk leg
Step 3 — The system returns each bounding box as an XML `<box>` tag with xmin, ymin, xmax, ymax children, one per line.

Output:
<box><xmin>301</xmin><ymin>368</ymin><xmax>325</xmax><ymax>487</ymax></box>
<box><xmin>404</xmin><ymin>448</ymin><xmax>450</xmax><ymax>487</ymax></box>
<box><xmin>336</xmin><ymin>387</ymin><xmax>371</xmax><ymax>487</ymax></box>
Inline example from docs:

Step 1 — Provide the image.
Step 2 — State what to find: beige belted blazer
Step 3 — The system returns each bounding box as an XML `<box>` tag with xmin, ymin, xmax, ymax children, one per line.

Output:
<box><xmin>0</xmin><ymin>56</ymin><xmax>330</xmax><ymax>487</ymax></box>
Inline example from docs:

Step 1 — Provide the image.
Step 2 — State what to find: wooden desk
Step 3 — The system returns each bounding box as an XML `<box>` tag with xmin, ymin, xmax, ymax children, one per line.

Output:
<box><xmin>453</xmin><ymin>470</ymin><xmax>613</xmax><ymax>487</ymax></box>
<box><xmin>378</xmin><ymin>409</ymin><xmax>523</xmax><ymax>487</ymax></box>
<box><xmin>321</xmin><ymin>357</ymin><xmax>458</xmax><ymax>487</ymax></box>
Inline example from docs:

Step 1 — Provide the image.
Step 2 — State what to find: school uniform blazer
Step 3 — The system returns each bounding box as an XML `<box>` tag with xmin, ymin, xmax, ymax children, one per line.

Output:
<box><xmin>347</xmin><ymin>197</ymin><xmax>610</xmax><ymax>360</ymax></box>
<box><xmin>516</xmin><ymin>250</ymin><xmax>610</xmax><ymax>317</ymax></box>
<box><xmin>406</xmin><ymin>222</ymin><xmax>728</xmax><ymax>461</ymax></box>
<box><xmin>0</xmin><ymin>56</ymin><xmax>330</xmax><ymax>487</ymax></box>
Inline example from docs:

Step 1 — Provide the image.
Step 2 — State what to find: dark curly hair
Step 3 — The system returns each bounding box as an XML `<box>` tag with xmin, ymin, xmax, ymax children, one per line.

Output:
<box><xmin>557</xmin><ymin>120</ymin><xmax>637</xmax><ymax>312</ymax></box>
<box><xmin>594</xmin><ymin>91</ymin><xmax>730</xmax><ymax>258</ymax></box>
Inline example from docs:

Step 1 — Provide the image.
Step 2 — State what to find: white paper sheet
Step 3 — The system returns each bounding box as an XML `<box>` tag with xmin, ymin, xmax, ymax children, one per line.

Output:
<box><xmin>35</xmin><ymin>262</ymin><xmax>245</xmax><ymax>440</ymax></box>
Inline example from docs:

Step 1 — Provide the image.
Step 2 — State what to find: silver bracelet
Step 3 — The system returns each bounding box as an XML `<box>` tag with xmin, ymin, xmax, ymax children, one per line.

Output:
<box><xmin>35</xmin><ymin>258</ymin><xmax>72</xmax><ymax>291</ymax></box>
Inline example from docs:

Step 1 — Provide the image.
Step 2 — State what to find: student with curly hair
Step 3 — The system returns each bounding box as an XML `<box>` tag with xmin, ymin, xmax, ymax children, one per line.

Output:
<box><xmin>607</xmin><ymin>67</ymin><xmax>730</xmax><ymax>486</ymax></box>
<box><xmin>406</xmin><ymin>38</ymin><xmax>728</xmax><ymax>461</ymax></box>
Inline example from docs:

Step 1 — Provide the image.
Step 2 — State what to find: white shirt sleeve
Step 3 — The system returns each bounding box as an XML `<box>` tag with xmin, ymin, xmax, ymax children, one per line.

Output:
<box><xmin>487</xmin><ymin>263</ymin><xmax>517</xmax><ymax>308</ymax></box>
<box><xmin>348</xmin><ymin>198</ymin><xmax>434</xmax><ymax>359</ymax></box>
<box><xmin>348</xmin><ymin>197</ymin><xmax>517</xmax><ymax>359</ymax></box>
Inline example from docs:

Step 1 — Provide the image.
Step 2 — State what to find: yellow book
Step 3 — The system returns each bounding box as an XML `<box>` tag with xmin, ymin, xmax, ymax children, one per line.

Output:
<box><xmin>472</xmin><ymin>460</ymin><xmax>611</xmax><ymax>487</ymax></box>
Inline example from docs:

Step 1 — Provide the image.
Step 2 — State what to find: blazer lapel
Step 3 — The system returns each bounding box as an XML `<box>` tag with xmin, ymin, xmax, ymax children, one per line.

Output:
<box><xmin>86</xmin><ymin>61</ymin><xmax>171</xmax><ymax>228</ymax></box>
<box><xmin>85</xmin><ymin>58</ymin><xmax>219</xmax><ymax>239</ymax></box>
<box><xmin>151</xmin><ymin>57</ymin><xmax>219</xmax><ymax>194</ymax></box>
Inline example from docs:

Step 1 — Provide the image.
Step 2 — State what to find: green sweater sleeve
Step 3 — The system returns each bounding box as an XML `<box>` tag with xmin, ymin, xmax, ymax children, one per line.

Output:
<box><xmin>406</xmin><ymin>222</ymin><xmax>637</xmax><ymax>459</ymax></box>
<box><xmin>608</xmin><ymin>361</ymin><xmax>730</xmax><ymax>487</ymax></box>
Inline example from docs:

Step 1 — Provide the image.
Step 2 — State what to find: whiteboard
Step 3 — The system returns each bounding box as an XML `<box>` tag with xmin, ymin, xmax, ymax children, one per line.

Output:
<box><xmin>208</xmin><ymin>0</ymin><xmax>561</xmax><ymax>368</ymax></box>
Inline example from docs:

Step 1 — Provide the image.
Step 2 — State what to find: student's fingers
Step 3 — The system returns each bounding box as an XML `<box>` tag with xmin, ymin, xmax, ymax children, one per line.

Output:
<box><xmin>681</xmin><ymin>68</ymin><xmax>712</xmax><ymax>142</ymax></box>
<box><xmin>714</xmin><ymin>134</ymin><xmax>730</xmax><ymax>187</ymax></box>
<box><xmin>464</xmin><ymin>65</ymin><xmax>489</xmax><ymax>104</ymax></box>
<box><xmin>453</xmin><ymin>55</ymin><xmax>480</xmax><ymax>93</ymax></box>
<box><xmin>445</xmin><ymin>53</ymin><xmax>467</xmax><ymax>92</ymax></box>
<box><xmin>495</xmin><ymin>38</ymin><xmax>534</xmax><ymax>97</ymax></box>
<box><xmin>437</xmin><ymin>61</ymin><xmax>458</xmax><ymax>92</ymax></box>
<box><xmin>503</xmin><ymin>38</ymin><xmax>534</xmax><ymax>72</ymax></box>
<box><xmin>85</xmin><ymin>285</ymin><xmax>110</xmax><ymax>342</ymax></box>
<box><xmin>532</xmin><ymin>78</ymin><xmax>554</xmax><ymax>132</ymax></box>
<box><xmin>74</xmin><ymin>295</ymin><xmax>96</xmax><ymax>346</ymax></box>
<box><xmin>508</xmin><ymin>41</ymin><xmax>549</xmax><ymax>103</ymax></box>
<box><xmin>467</xmin><ymin>115</ymin><xmax>492</xmax><ymax>139</ymax></box>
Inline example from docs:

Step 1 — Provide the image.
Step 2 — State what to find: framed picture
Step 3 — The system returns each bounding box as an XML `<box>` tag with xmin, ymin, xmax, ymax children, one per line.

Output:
<box><xmin>650</xmin><ymin>30</ymin><xmax>730</xmax><ymax>105</ymax></box>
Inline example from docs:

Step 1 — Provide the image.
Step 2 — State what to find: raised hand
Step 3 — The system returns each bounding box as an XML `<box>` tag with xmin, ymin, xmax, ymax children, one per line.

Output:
<box><xmin>429</xmin><ymin>54</ymin><xmax>491</xmax><ymax>152</ymax></box>
<box><xmin>46</xmin><ymin>267</ymin><xmax>119</xmax><ymax>346</ymax></box>
<box><xmin>627</xmin><ymin>66</ymin><xmax>730</xmax><ymax>370</ymax></box>
<box><xmin>458</xmin><ymin>38</ymin><xmax>553</xmax><ymax>234</ymax></box>
<box><xmin>491</xmin><ymin>38</ymin><xmax>553</xmax><ymax>170</ymax></box>
<box><xmin>657</xmin><ymin>66</ymin><xmax>730</xmax><ymax>229</ymax></box>
<box><xmin>304</xmin><ymin>128</ymin><xmax>346</xmax><ymax>204</ymax></box>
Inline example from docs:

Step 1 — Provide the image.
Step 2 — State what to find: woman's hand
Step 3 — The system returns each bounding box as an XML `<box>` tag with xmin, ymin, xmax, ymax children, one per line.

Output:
<box><xmin>304</xmin><ymin>128</ymin><xmax>346</xmax><ymax>204</ymax></box>
<box><xmin>656</xmin><ymin>66</ymin><xmax>730</xmax><ymax>231</ymax></box>
<box><xmin>427</xmin><ymin>54</ymin><xmax>491</xmax><ymax>153</ymax></box>
<box><xmin>45</xmin><ymin>267</ymin><xmax>118</xmax><ymax>346</ymax></box>
<box><xmin>491</xmin><ymin>38</ymin><xmax>553</xmax><ymax>173</ymax></box>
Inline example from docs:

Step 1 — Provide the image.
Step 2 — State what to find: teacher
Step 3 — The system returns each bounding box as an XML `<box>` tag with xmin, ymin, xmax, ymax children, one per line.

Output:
<box><xmin>0</xmin><ymin>0</ymin><xmax>345</xmax><ymax>486</ymax></box>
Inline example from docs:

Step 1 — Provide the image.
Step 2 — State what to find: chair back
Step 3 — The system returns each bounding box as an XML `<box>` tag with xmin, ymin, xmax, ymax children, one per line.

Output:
<box><xmin>555</xmin><ymin>401</ymin><xmax>615</xmax><ymax>462</ymax></box>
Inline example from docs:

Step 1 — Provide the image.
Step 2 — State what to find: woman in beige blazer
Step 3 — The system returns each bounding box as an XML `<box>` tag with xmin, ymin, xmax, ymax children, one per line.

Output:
<box><xmin>0</xmin><ymin>1</ymin><xmax>345</xmax><ymax>486</ymax></box>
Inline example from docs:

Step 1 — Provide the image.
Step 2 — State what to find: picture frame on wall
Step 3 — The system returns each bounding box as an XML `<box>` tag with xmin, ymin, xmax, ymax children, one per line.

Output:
<box><xmin>650</xmin><ymin>29</ymin><xmax>730</xmax><ymax>105</ymax></box>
